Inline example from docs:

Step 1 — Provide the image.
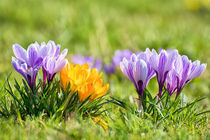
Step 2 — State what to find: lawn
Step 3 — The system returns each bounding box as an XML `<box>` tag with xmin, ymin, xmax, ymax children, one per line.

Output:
<box><xmin>0</xmin><ymin>0</ymin><xmax>209</xmax><ymax>139</ymax></box>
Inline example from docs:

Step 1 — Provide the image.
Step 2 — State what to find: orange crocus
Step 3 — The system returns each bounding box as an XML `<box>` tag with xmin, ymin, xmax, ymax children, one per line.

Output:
<box><xmin>60</xmin><ymin>62</ymin><xmax>91</xmax><ymax>92</ymax></box>
<box><xmin>60</xmin><ymin>62</ymin><xmax>109</xmax><ymax>102</ymax></box>
<box><xmin>78</xmin><ymin>78</ymin><xmax>109</xmax><ymax>102</ymax></box>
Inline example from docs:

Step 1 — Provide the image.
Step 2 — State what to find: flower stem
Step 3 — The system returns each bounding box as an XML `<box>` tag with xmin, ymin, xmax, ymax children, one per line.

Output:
<box><xmin>138</xmin><ymin>96</ymin><xmax>144</xmax><ymax>115</ymax></box>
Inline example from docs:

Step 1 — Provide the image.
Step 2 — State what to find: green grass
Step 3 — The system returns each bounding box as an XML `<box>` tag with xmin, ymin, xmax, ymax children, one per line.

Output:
<box><xmin>0</xmin><ymin>114</ymin><xmax>209</xmax><ymax>140</ymax></box>
<box><xmin>0</xmin><ymin>0</ymin><xmax>210</xmax><ymax>139</ymax></box>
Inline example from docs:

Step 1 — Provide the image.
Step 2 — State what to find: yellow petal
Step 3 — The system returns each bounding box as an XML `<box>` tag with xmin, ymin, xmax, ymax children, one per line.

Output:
<box><xmin>91</xmin><ymin>117</ymin><xmax>108</xmax><ymax>131</ymax></box>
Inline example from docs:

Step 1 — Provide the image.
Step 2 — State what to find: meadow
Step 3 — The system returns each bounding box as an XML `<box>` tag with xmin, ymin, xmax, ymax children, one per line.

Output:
<box><xmin>0</xmin><ymin>0</ymin><xmax>210</xmax><ymax>139</ymax></box>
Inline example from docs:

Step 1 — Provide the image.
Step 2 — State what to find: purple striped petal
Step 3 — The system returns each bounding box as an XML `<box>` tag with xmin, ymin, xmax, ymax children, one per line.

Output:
<box><xmin>133</xmin><ymin>60</ymin><xmax>148</xmax><ymax>87</ymax></box>
<box><xmin>13</xmin><ymin>44</ymin><xmax>27</xmax><ymax>62</ymax></box>
<box><xmin>158</xmin><ymin>50</ymin><xmax>167</xmax><ymax>80</ymax></box>
<box><xmin>120</xmin><ymin>58</ymin><xmax>129</xmax><ymax>78</ymax></box>
<box><xmin>27</xmin><ymin>44</ymin><xmax>38</xmax><ymax>67</ymax></box>
<box><xmin>150</xmin><ymin>50</ymin><xmax>159</xmax><ymax>72</ymax></box>
<box><xmin>54</xmin><ymin>59</ymin><xmax>68</xmax><ymax>73</ymax></box>
<box><xmin>188</xmin><ymin>63</ymin><xmax>206</xmax><ymax>81</ymax></box>
<box><xmin>166</xmin><ymin>70</ymin><xmax>178</xmax><ymax>96</ymax></box>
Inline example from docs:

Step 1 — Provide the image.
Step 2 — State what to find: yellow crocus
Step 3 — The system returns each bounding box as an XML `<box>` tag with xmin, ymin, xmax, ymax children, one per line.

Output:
<box><xmin>60</xmin><ymin>62</ymin><xmax>109</xmax><ymax>102</ymax></box>
<box><xmin>60</xmin><ymin>62</ymin><xmax>91</xmax><ymax>92</ymax></box>
<box><xmin>78</xmin><ymin>78</ymin><xmax>109</xmax><ymax>102</ymax></box>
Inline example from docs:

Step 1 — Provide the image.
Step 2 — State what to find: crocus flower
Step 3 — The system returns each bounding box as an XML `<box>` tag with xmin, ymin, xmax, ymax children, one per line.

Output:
<box><xmin>60</xmin><ymin>63</ymin><xmax>91</xmax><ymax>91</ymax></box>
<box><xmin>120</xmin><ymin>53</ymin><xmax>154</xmax><ymax>98</ymax></box>
<box><xmin>78</xmin><ymin>77</ymin><xmax>109</xmax><ymax>102</ymax></box>
<box><xmin>42</xmin><ymin>51</ymin><xmax>68</xmax><ymax>83</ymax></box>
<box><xmin>137</xmin><ymin>48</ymin><xmax>156</xmax><ymax>84</ymax></box>
<box><xmin>71</xmin><ymin>55</ymin><xmax>102</xmax><ymax>71</ymax></box>
<box><xmin>60</xmin><ymin>62</ymin><xmax>109</xmax><ymax>102</ymax></box>
<box><xmin>150</xmin><ymin>49</ymin><xmax>178</xmax><ymax>98</ymax></box>
<box><xmin>104</xmin><ymin>49</ymin><xmax>133</xmax><ymax>75</ymax></box>
<box><xmin>112</xmin><ymin>49</ymin><xmax>133</xmax><ymax>67</ymax></box>
<box><xmin>41</xmin><ymin>41</ymin><xmax>68</xmax><ymax>85</ymax></box>
<box><xmin>12</xmin><ymin>43</ymin><xmax>43</xmax><ymax>90</ymax></box>
<box><xmin>173</xmin><ymin>55</ymin><xmax>206</xmax><ymax>97</ymax></box>
<box><xmin>103</xmin><ymin>64</ymin><xmax>115</xmax><ymax>75</ymax></box>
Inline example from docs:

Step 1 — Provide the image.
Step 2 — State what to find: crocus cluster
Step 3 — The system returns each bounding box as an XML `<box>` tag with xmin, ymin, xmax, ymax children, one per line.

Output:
<box><xmin>60</xmin><ymin>62</ymin><xmax>109</xmax><ymax>102</ymax></box>
<box><xmin>166</xmin><ymin>54</ymin><xmax>207</xmax><ymax>97</ymax></box>
<box><xmin>12</xmin><ymin>41</ymin><xmax>68</xmax><ymax>90</ymax></box>
<box><xmin>120</xmin><ymin>48</ymin><xmax>206</xmax><ymax>99</ymax></box>
<box><xmin>104</xmin><ymin>49</ymin><xmax>133</xmax><ymax>75</ymax></box>
<box><xmin>71</xmin><ymin>55</ymin><xmax>102</xmax><ymax>71</ymax></box>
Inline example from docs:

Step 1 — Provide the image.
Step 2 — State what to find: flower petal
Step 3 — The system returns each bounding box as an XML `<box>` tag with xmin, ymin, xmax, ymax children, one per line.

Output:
<box><xmin>13</xmin><ymin>44</ymin><xmax>27</xmax><ymax>62</ymax></box>
<box><xmin>133</xmin><ymin>59</ymin><xmax>148</xmax><ymax>86</ymax></box>
<box><xmin>149</xmin><ymin>50</ymin><xmax>159</xmax><ymax>72</ymax></box>
<box><xmin>27</xmin><ymin>44</ymin><xmax>38</xmax><ymax>67</ymax></box>
<box><xmin>188</xmin><ymin>63</ymin><xmax>206</xmax><ymax>81</ymax></box>
<box><xmin>120</xmin><ymin>58</ymin><xmax>129</xmax><ymax>78</ymax></box>
<box><xmin>54</xmin><ymin>59</ymin><xmax>68</xmax><ymax>73</ymax></box>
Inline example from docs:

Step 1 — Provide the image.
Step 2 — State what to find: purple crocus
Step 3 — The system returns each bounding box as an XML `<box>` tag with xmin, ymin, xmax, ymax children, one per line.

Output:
<box><xmin>71</xmin><ymin>55</ymin><xmax>102</xmax><ymax>71</ymax></box>
<box><xmin>150</xmin><ymin>49</ymin><xmax>178</xmax><ymax>98</ymax></box>
<box><xmin>104</xmin><ymin>49</ymin><xmax>133</xmax><ymax>75</ymax></box>
<box><xmin>103</xmin><ymin>64</ymin><xmax>116</xmax><ymax>75</ymax></box>
<box><xmin>173</xmin><ymin>55</ymin><xmax>206</xmax><ymax>97</ymax></box>
<box><xmin>112</xmin><ymin>49</ymin><xmax>133</xmax><ymax>67</ymax></box>
<box><xmin>42</xmin><ymin>41</ymin><xmax>68</xmax><ymax>85</ymax></box>
<box><xmin>137</xmin><ymin>48</ymin><xmax>156</xmax><ymax>82</ymax></box>
<box><xmin>120</xmin><ymin>53</ymin><xmax>154</xmax><ymax>98</ymax></box>
<box><xmin>12</xmin><ymin>43</ymin><xmax>43</xmax><ymax>90</ymax></box>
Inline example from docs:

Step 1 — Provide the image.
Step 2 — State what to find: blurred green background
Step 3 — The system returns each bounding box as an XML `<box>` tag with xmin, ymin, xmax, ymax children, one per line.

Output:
<box><xmin>0</xmin><ymin>0</ymin><xmax>209</xmax><ymax>100</ymax></box>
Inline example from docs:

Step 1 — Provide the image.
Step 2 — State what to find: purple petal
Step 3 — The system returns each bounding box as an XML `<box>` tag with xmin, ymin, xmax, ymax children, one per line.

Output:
<box><xmin>85</xmin><ymin>56</ymin><xmax>94</xmax><ymax>64</ymax></box>
<box><xmin>58</xmin><ymin>49</ymin><xmax>68</xmax><ymax>60</ymax></box>
<box><xmin>12</xmin><ymin>57</ymin><xmax>27</xmax><ymax>78</ymax></box>
<box><xmin>39</xmin><ymin>45</ymin><xmax>50</xmax><ymax>58</ymax></box>
<box><xmin>120</xmin><ymin>58</ymin><xmax>129</xmax><ymax>78</ymax></box>
<box><xmin>46</xmin><ymin>57</ymin><xmax>56</xmax><ymax>74</ymax></box>
<box><xmin>191</xmin><ymin>60</ymin><xmax>200</xmax><ymax>72</ymax></box>
<box><xmin>27</xmin><ymin>44</ymin><xmax>38</xmax><ymax>67</ymax></box>
<box><xmin>113</xmin><ymin>50</ymin><xmax>132</xmax><ymax>66</ymax></box>
<box><xmin>174</xmin><ymin>55</ymin><xmax>183</xmax><ymax>78</ymax></box>
<box><xmin>130</xmin><ymin>53</ymin><xmax>137</xmax><ymax>62</ymax></box>
<box><xmin>104</xmin><ymin>64</ymin><xmax>115</xmax><ymax>75</ymax></box>
<box><xmin>94</xmin><ymin>59</ymin><xmax>102</xmax><ymax>70</ymax></box>
<box><xmin>166</xmin><ymin>70</ymin><xmax>178</xmax><ymax>96</ymax></box>
<box><xmin>137</xmin><ymin>52</ymin><xmax>147</xmax><ymax>62</ymax></box>
<box><xmin>133</xmin><ymin>60</ymin><xmax>148</xmax><ymax>85</ymax></box>
<box><xmin>127</xmin><ymin>61</ymin><xmax>138</xmax><ymax>89</ymax></box>
<box><xmin>54</xmin><ymin>59</ymin><xmax>68</xmax><ymax>73</ymax></box>
<box><xmin>188</xmin><ymin>63</ymin><xmax>206</xmax><ymax>81</ymax></box>
<box><xmin>149</xmin><ymin>50</ymin><xmax>159</xmax><ymax>71</ymax></box>
<box><xmin>54</xmin><ymin>45</ymin><xmax>61</xmax><ymax>57</ymax></box>
<box><xmin>13</xmin><ymin>44</ymin><xmax>27</xmax><ymax>62</ymax></box>
<box><xmin>71</xmin><ymin>55</ymin><xmax>83</xmax><ymax>65</ymax></box>
<box><xmin>165</xmin><ymin>49</ymin><xmax>178</xmax><ymax>71</ymax></box>
<box><xmin>34</xmin><ymin>57</ymin><xmax>43</xmax><ymax>67</ymax></box>
<box><xmin>180</xmin><ymin>56</ymin><xmax>191</xmax><ymax>86</ymax></box>
<box><xmin>158</xmin><ymin>50</ymin><xmax>167</xmax><ymax>78</ymax></box>
<box><xmin>47</xmin><ymin>41</ymin><xmax>57</xmax><ymax>56</ymax></box>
